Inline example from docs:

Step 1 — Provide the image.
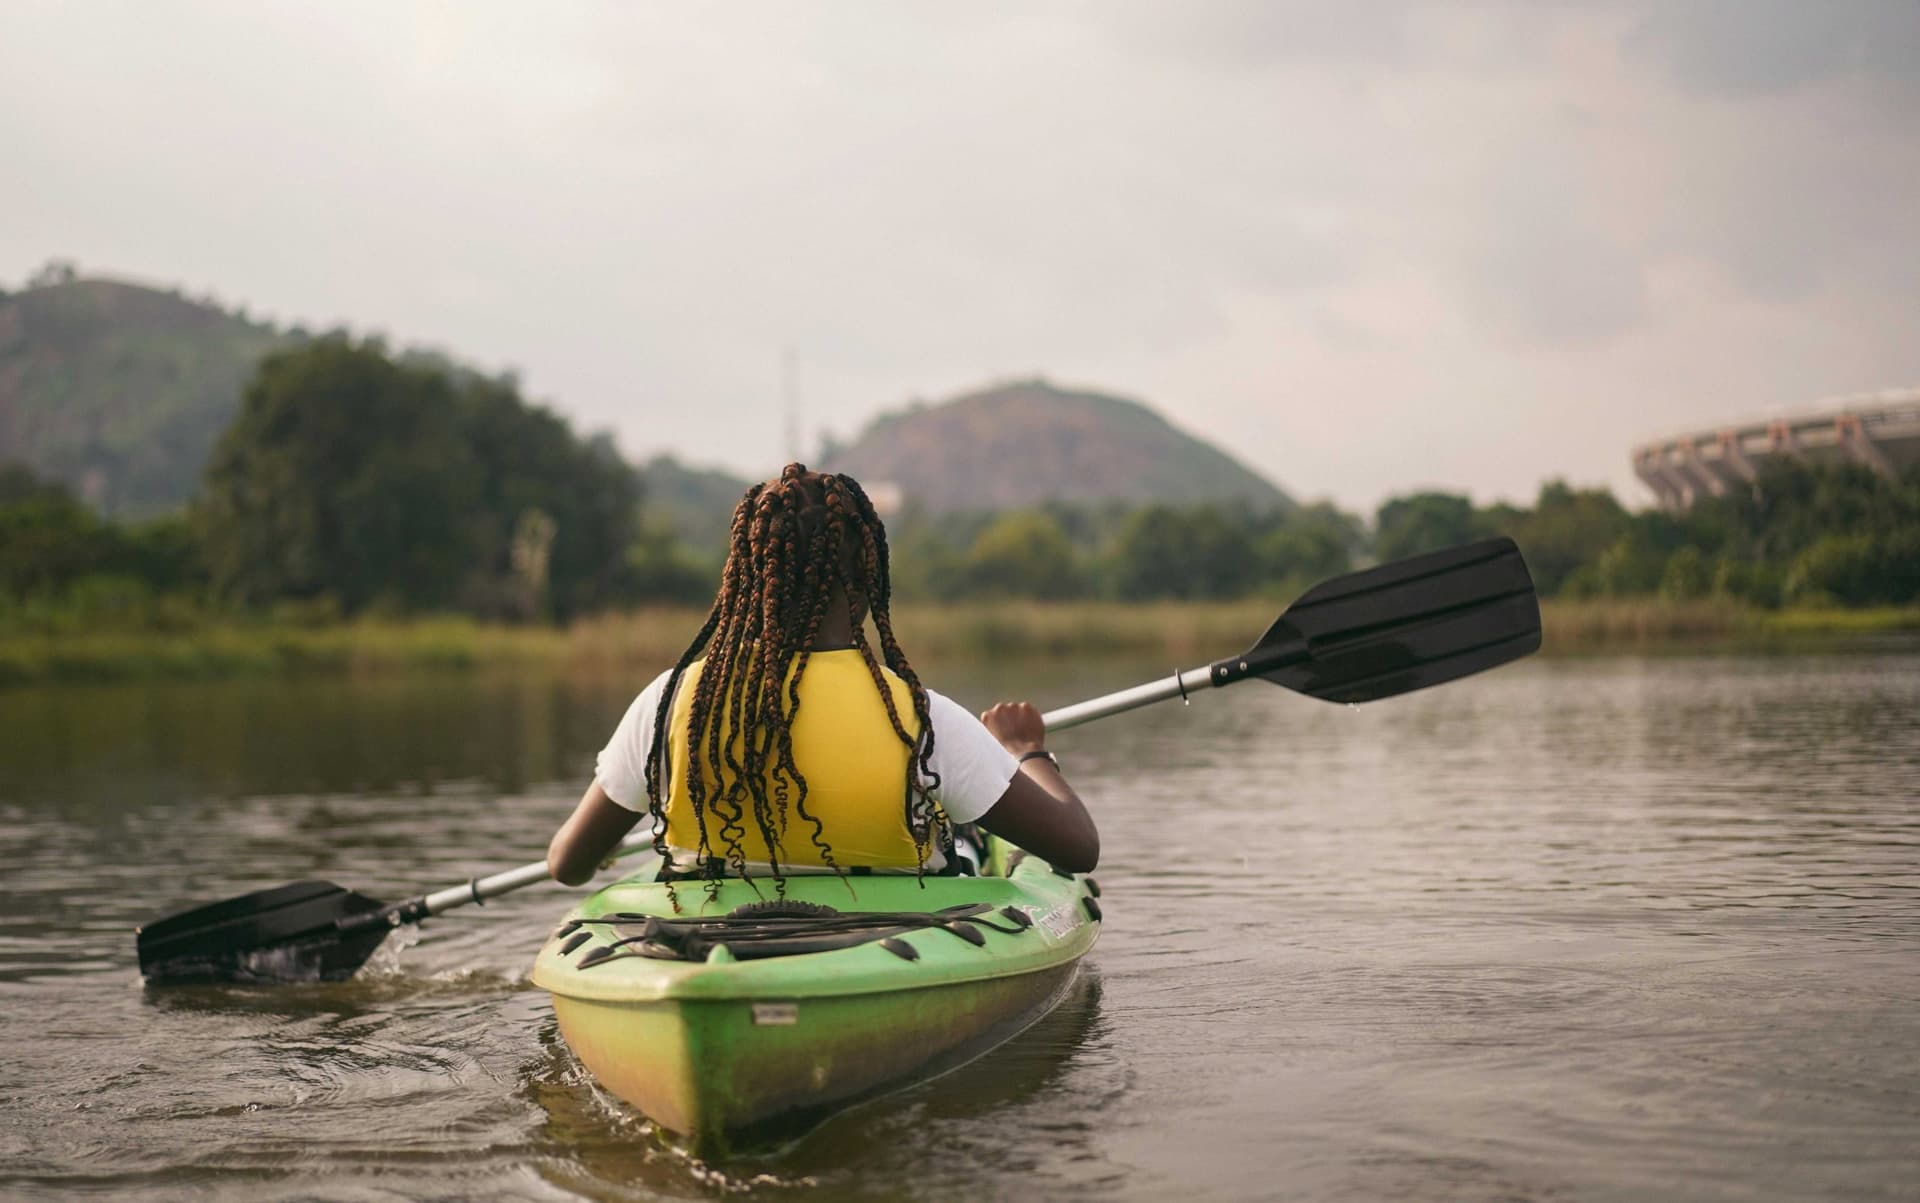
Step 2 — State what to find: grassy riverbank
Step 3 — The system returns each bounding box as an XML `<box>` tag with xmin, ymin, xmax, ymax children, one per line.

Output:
<box><xmin>1540</xmin><ymin>600</ymin><xmax>1920</xmax><ymax>650</ymax></box>
<box><xmin>2</xmin><ymin>600</ymin><xmax>1917</xmax><ymax>685</ymax></box>
<box><xmin>0</xmin><ymin>601</ymin><xmax>1276</xmax><ymax>686</ymax></box>
<box><xmin>0</xmin><ymin>618</ymin><xmax>567</xmax><ymax>685</ymax></box>
<box><xmin>569</xmin><ymin>600</ymin><xmax>1290</xmax><ymax>667</ymax></box>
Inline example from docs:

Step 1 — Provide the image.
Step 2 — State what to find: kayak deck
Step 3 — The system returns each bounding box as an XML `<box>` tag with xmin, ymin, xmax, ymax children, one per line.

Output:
<box><xmin>531</xmin><ymin>844</ymin><xmax>1101</xmax><ymax>1153</ymax></box>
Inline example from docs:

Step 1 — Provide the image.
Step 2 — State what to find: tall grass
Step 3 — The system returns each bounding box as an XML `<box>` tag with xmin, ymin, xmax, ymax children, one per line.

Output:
<box><xmin>2</xmin><ymin>599</ymin><xmax>1916</xmax><ymax>686</ymax></box>
<box><xmin>858</xmin><ymin>599</ymin><xmax>1273</xmax><ymax>661</ymax></box>
<box><xmin>0</xmin><ymin>618</ymin><xmax>565</xmax><ymax>686</ymax></box>
<box><xmin>555</xmin><ymin>600</ymin><xmax>1278</xmax><ymax>675</ymax></box>
<box><xmin>1540</xmin><ymin>599</ymin><xmax>1750</xmax><ymax>648</ymax></box>
<box><xmin>1749</xmin><ymin>606</ymin><xmax>1920</xmax><ymax>639</ymax></box>
<box><xmin>1540</xmin><ymin>600</ymin><xmax>1920</xmax><ymax>650</ymax></box>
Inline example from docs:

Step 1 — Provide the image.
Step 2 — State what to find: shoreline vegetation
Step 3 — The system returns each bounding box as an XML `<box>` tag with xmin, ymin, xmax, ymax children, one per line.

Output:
<box><xmin>2</xmin><ymin>600</ymin><xmax>1916</xmax><ymax>687</ymax></box>
<box><xmin>9</xmin><ymin>334</ymin><xmax>1919</xmax><ymax>691</ymax></box>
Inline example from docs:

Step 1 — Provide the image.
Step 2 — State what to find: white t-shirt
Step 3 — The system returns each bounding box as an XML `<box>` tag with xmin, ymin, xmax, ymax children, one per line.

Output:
<box><xmin>594</xmin><ymin>668</ymin><xmax>1019</xmax><ymax>869</ymax></box>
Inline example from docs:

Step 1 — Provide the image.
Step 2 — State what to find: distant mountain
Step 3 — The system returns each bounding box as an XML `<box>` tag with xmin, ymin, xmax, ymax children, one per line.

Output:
<box><xmin>0</xmin><ymin>273</ymin><xmax>1289</xmax><ymax>532</ymax></box>
<box><xmin>820</xmin><ymin>378</ymin><xmax>1290</xmax><ymax>514</ymax></box>
<box><xmin>0</xmin><ymin>274</ymin><xmax>292</xmax><ymax>517</ymax></box>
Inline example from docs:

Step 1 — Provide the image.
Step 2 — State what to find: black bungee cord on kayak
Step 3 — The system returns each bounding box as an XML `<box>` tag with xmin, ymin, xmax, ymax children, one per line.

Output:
<box><xmin>557</xmin><ymin>900</ymin><xmax>1037</xmax><ymax>967</ymax></box>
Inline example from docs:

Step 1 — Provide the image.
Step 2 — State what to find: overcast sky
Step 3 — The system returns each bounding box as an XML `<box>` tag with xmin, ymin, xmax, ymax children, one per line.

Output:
<box><xmin>5</xmin><ymin>1</ymin><xmax>1916</xmax><ymax>513</ymax></box>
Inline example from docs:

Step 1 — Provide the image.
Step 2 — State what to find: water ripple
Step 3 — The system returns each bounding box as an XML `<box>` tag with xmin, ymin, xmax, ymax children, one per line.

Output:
<box><xmin>2</xmin><ymin>653</ymin><xmax>1918</xmax><ymax>1199</ymax></box>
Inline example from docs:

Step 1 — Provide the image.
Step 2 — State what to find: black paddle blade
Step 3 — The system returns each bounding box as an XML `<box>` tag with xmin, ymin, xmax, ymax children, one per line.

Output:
<box><xmin>1237</xmin><ymin>537</ymin><xmax>1540</xmax><ymax>703</ymax></box>
<box><xmin>136</xmin><ymin>880</ymin><xmax>391</xmax><ymax>985</ymax></box>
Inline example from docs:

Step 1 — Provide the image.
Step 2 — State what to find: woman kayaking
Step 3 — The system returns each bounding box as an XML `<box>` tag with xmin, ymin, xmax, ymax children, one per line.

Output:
<box><xmin>547</xmin><ymin>463</ymin><xmax>1098</xmax><ymax>889</ymax></box>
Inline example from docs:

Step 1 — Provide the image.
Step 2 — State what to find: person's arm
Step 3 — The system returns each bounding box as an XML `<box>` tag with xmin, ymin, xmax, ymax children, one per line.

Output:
<box><xmin>548</xmin><ymin>781</ymin><xmax>643</xmax><ymax>886</ymax></box>
<box><xmin>974</xmin><ymin>701</ymin><xmax>1099</xmax><ymax>873</ymax></box>
<box><xmin>553</xmin><ymin>671</ymin><xmax>669</xmax><ymax>885</ymax></box>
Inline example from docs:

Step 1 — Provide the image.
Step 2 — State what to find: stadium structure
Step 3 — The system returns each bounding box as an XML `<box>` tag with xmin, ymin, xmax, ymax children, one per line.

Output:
<box><xmin>1632</xmin><ymin>388</ymin><xmax>1920</xmax><ymax>510</ymax></box>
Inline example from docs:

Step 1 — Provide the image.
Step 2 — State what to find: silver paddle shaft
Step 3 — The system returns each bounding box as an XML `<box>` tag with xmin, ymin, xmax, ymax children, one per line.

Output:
<box><xmin>1041</xmin><ymin>665</ymin><xmax>1216</xmax><ymax>733</ymax></box>
<box><xmin>416</xmin><ymin>831</ymin><xmax>657</xmax><ymax>917</ymax></box>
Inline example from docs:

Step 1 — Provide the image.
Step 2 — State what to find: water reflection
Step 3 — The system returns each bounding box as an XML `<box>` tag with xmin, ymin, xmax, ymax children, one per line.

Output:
<box><xmin>524</xmin><ymin>972</ymin><xmax>1114</xmax><ymax>1201</ymax></box>
<box><xmin>2</xmin><ymin>648</ymin><xmax>1918</xmax><ymax>1199</ymax></box>
<box><xmin>0</xmin><ymin>671</ymin><xmax>626</xmax><ymax>809</ymax></box>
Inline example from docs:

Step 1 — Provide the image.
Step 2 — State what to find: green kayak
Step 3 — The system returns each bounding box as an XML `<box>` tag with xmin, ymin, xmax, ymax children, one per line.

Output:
<box><xmin>530</xmin><ymin>840</ymin><xmax>1101</xmax><ymax>1153</ymax></box>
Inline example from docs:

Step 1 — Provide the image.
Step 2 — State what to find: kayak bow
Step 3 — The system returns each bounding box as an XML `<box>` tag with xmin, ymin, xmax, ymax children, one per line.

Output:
<box><xmin>530</xmin><ymin>841</ymin><xmax>1100</xmax><ymax>1153</ymax></box>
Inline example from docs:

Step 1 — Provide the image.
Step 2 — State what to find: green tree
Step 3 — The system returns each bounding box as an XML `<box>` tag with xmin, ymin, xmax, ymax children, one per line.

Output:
<box><xmin>0</xmin><ymin>470</ymin><xmax>112</xmax><ymax>596</ymax></box>
<box><xmin>1494</xmin><ymin>480</ymin><xmax>1637</xmax><ymax>597</ymax></box>
<box><xmin>0</xmin><ymin>466</ymin><xmax>203</xmax><ymax>623</ymax></box>
<box><xmin>1586</xmin><ymin>534</ymin><xmax>1663</xmax><ymax>597</ymax></box>
<box><xmin>198</xmin><ymin>337</ymin><xmax>478</xmax><ymax>611</ymax></box>
<box><xmin>884</xmin><ymin>514</ymin><xmax>970</xmax><ymax>601</ymax></box>
<box><xmin>0</xmin><ymin>464</ymin><xmax>76</xmax><ymax>506</ymax></box>
<box><xmin>626</xmin><ymin>523</ymin><xmax>718</xmax><ymax>605</ymax></box>
<box><xmin>1110</xmin><ymin>505</ymin><xmax>1258</xmax><ymax>600</ymax></box>
<box><xmin>1360</xmin><ymin>462</ymin><xmax>1918</xmax><ymax>607</ymax></box>
<box><xmin>1659</xmin><ymin>546</ymin><xmax>1710</xmax><ymax>601</ymax></box>
<box><xmin>1260</xmin><ymin>501</ymin><xmax>1361</xmax><ymax>588</ymax></box>
<box><xmin>1710</xmin><ymin>553</ymin><xmax>1782</xmax><ymax>608</ymax></box>
<box><xmin>197</xmin><ymin>338</ymin><xmax>639</xmax><ymax>618</ymax></box>
<box><xmin>962</xmin><ymin>510</ymin><xmax>1083</xmax><ymax>599</ymax></box>
<box><xmin>1374</xmin><ymin>492</ymin><xmax>1479</xmax><ymax>562</ymax></box>
<box><xmin>1786</xmin><ymin>531</ymin><xmax>1920</xmax><ymax>606</ymax></box>
<box><xmin>453</xmin><ymin>375</ymin><xmax>640</xmax><ymax>617</ymax></box>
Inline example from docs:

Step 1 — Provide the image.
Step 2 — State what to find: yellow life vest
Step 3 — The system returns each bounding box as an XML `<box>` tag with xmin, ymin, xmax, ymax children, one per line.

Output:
<box><xmin>661</xmin><ymin>650</ymin><xmax>929</xmax><ymax>869</ymax></box>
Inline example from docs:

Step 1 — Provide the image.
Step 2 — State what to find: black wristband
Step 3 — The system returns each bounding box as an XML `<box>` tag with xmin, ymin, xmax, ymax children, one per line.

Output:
<box><xmin>1018</xmin><ymin>749</ymin><xmax>1058</xmax><ymax>770</ymax></box>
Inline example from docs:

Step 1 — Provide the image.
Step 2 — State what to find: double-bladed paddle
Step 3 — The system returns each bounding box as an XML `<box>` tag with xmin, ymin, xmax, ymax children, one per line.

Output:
<box><xmin>1042</xmin><ymin>534</ymin><xmax>1540</xmax><ymax>728</ymax></box>
<box><xmin>135</xmin><ymin>536</ymin><xmax>1541</xmax><ymax>985</ymax></box>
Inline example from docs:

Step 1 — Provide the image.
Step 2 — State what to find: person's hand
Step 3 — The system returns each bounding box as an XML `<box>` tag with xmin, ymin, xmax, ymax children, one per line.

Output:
<box><xmin>980</xmin><ymin>701</ymin><xmax>1047</xmax><ymax>758</ymax></box>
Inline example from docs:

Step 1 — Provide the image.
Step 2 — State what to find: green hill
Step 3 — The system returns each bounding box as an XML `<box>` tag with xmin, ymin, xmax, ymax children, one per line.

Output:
<box><xmin>0</xmin><ymin>273</ymin><xmax>1289</xmax><ymax>533</ymax></box>
<box><xmin>637</xmin><ymin>453</ymin><xmax>752</xmax><ymax>552</ymax></box>
<box><xmin>0</xmin><ymin>273</ymin><xmax>292</xmax><ymax>517</ymax></box>
<box><xmin>820</xmin><ymin>378</ymin><xmax>1291</xmax><ymax>514</ymax></box>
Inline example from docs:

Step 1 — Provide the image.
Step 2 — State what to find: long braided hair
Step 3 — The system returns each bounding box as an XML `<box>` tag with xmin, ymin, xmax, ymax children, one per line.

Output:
<box><xmin>641</xmin><ymin>465</ymin><xmax>944</xmax><ymax>894</ymax></box>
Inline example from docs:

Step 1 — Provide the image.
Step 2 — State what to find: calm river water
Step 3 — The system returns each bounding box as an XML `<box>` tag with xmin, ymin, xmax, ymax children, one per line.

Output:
<box><xmin>2</xmin><ymin>648</ymin><xmax>1918</xmax><ymax>1201</ymax></box>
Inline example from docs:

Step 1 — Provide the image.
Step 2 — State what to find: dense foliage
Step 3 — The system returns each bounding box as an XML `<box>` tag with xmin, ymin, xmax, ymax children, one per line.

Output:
<box><xmin>0</xmin><ymin>465</ymin><xmax>202</xmax><ymax>630</ymax></box>
<box><xmin>198</xmin><ymin>338</ymin><xmax>639</xmax><ymax>618</ymax></box>
<box><xmin>1382</xmin><ymin>466</ymin><xmax>1920</xmax><ymax>608</ymax></box>
<box><xmin>676</xmin><ymin>464</ymin><xmax>1920</xmax><ymax>608</ymax></box>
<box><xmin>879</xmin><ymin>499</ymin><xmax>1366</xmax><ymax>602</ymax></box>
<box><xmin>2</xmin><ymin>339</ymin><xmax>640</xmax><ymax>628</ymax></box>
<box><xmin>4</xmin><ymin>331</ymin><xmax>1917</xmax><ymax>627</ymax></box>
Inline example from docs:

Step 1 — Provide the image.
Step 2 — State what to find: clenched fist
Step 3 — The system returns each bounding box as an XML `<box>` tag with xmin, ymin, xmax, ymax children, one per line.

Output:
<box><xmin>979</xmin><ymin>701</ymin><xmax>1047</xmax><ymax>759</ymax></box>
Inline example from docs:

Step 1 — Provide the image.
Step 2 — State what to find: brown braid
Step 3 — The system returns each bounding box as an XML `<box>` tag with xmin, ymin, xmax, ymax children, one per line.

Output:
<box><xmin>642</xmin><ymin>464</ymin><xmax>943</xmax><ymax>889</ymax></box>
<box><xmin>823</xmin><ymin>474</ymin><xmax>946</xmax><ymax>871</ymax></box>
